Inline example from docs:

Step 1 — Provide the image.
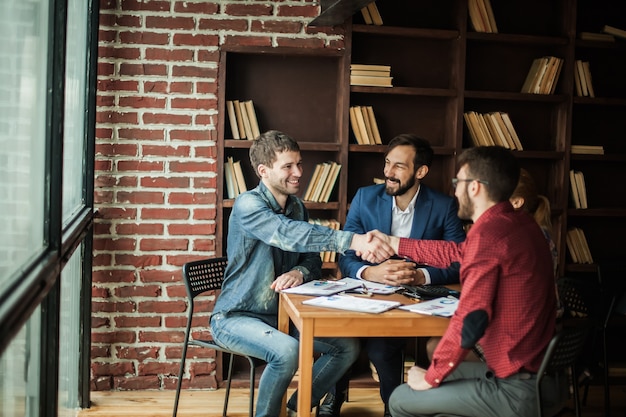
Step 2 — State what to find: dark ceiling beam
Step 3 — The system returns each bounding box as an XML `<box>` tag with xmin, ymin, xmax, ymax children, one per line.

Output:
<box><xmin>308</xmin><ymin>0</ymin><xmax>372</xmax><ymax>26</ymax></box>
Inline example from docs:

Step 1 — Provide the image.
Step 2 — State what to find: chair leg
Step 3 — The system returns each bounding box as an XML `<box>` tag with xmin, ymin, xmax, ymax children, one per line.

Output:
<box><xmin>222</xmin><ymin>353</ymin><xmax>235</xmax><ymax>417</ymax></box>
<box><xmin>173</xmin><ymin>342</ymin><xmax>189</xmax><ymax>417</ymax></box>
<box><xmin>572</xmin><ymin>365</ymin><xmax>582</xmax><ymax>417</ymax></box>
<box><xmin>247</xmin><ymin>357</ymin><xmax>256</xmax><ymax>417</ymax></box>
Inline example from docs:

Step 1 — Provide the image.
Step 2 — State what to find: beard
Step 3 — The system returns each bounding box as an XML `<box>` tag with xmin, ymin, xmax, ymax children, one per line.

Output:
<box><xmin>385</xmin><ymin>175</ymin><xmax>416</xmax><ymax>197</ymax></box>
<box><xmin>457</xmin><ymin>188</ymin><xmax>474</xmax><ymax>220</ymax></box>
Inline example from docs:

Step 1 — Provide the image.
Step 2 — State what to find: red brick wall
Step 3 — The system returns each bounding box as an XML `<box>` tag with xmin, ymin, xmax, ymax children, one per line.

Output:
<box><xmin>92</xmin><ymin>0</ymin><xmax>345</xmax><ymax>391</ymax></box>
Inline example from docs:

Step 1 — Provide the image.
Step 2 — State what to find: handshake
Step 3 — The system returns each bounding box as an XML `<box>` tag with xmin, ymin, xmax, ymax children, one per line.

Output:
<box><xmin>351</xmin><ymin>230</ymin><xmax>400</xmax><ymax>263</ymax></box>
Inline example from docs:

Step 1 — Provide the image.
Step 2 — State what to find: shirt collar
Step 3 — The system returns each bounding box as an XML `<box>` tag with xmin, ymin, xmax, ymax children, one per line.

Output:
<box><xmin>391</xmin><ymin>185</ymin><xmax>420</xmax><ymax>214</ymax></box>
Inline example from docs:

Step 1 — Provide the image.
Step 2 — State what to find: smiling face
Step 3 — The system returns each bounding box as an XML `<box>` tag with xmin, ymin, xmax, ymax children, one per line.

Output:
<box><xmin>259</xmin><ymin>150</ymin><xmax>303</xmax><ymax>202</ymax></box>
<box><xmin>383</xmin><ymin>144</ymin><xmax>420</xmax><ymax>197</ymax></box>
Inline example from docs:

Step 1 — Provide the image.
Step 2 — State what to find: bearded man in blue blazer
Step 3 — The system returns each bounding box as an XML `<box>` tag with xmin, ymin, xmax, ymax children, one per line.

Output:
<box><xmin>319</xmin><ymin>134</ymin><xmax>466</xmax><ymax>417</ymax></box>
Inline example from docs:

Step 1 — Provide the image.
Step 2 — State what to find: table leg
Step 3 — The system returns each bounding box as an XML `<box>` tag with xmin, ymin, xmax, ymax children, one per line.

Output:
<box><xmin>297</xmin><ymin>319</ymin><xmax>314</xmax><ymax>417</ymax></box>
<box><xmin>278</xmin><ymin>296</ymin><xmax>289</xmax><ymax>417</ymax></box>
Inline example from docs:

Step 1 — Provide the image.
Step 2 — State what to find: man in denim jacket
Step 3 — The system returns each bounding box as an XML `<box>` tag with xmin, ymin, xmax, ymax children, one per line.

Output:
<box><xmin>210</xmin><ymin>130</ymin><xmax>394</xmax><ymax>417</ymax></box>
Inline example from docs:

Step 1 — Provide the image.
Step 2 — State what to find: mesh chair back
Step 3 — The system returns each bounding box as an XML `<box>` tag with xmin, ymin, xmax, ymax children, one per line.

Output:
<box><xmin>182</xmin><ymin>257</ymin><xmax>228</xmax><ymax>300</ymax></box>
<box><xmin>539</xmin><ymin>320</ymin><xmax>590</xmax><ymax>375</ymax></box>
<box><xmin>557</xmin><ymin>276</ymin><xmax>603</xmax><ymax>320</ymax></box>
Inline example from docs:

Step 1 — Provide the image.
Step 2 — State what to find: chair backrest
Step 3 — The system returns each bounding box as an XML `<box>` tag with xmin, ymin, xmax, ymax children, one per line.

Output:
<box><xmin>557</xmin><ymin>276</ymin><xmax>603</xmax><ymax>320</ymax></box>
<box><xmin>538</xmin><ymin>319</ymin><xmax>590</xmax><ymax>377</ymax></box>
<box><xmin>182</xmin><ymin>257</ymin><xmax>228</xmax><ymax>300</ymax></box>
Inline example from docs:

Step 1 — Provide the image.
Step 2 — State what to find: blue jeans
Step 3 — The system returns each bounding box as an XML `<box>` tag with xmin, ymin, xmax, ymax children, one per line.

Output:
<box><xmin>210</xmin><ymin>312</ymin><xmax>360</xmax><ymax>417</ymax></box>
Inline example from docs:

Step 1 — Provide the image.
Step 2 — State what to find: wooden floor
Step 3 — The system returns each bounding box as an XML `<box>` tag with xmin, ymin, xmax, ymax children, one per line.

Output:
<box><xmin>78</xmin><ymin>385</ymin><xmax>626</xmax><ymax>417</ymax></box>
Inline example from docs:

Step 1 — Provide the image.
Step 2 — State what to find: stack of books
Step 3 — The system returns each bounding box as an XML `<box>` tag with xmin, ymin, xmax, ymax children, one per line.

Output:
<box><xmin>468</xmin><ymin>0</ymin><xmax>498</xmax><ymax>33</ymax></box>
<box><xmin>226</xmin><ymin>99</ymin><xmax>261</xmax><ymax>140</ymax></box>
<box><xmin>308</xmin><ymin>218</ymin><xmax>341</xmax><ymax>262</ymax></box>
<box><xmin>571</xmin><ymin>145</ymin><xmax>604</xmax><ymax>155</ymax></box>
<box><xmin>566</xmin><ymin>227</ymin><xmax>594</xmax><ymax>264</ymax></box>
<box><xmin>360</xmin><ymin>1</ymin><xmax>382</xmax><ymax>26</ymax></box>
<box><xmin>521</xmin><ymin>56</ymin><xmax>564</xmax><ymax>95</ymax></box>
<box><xmin>303</xmin><ymin>161</ymin><xmax>342</xmax><ymax>203</ymax></box>
<box><xmin>350</xmin><ymin>64</ymin><xmax>393</xmax><ymax>87</ymax></box>
<box><xmin>463</xmin><ymin>111</ymin><xmax>523</xmax><ymax>150</ymax></box>
<box><xmin>569</xmin><ymin>170</ymin><xmax>588</xmax><ymax>209</ymax></box>
<box><xmin>349</xmin><ymin>105</ymin><xmax>382</xmax><ymax>145</ymax></box>
<box><xmin>224</xmin><ymin>157</ymin><xmax>247</xmax><ymax>199</ymax></box>
<box><xmin>574</xmin><ymin>60</ymin><xmax>595</xmax><ymax>98</ymax></box>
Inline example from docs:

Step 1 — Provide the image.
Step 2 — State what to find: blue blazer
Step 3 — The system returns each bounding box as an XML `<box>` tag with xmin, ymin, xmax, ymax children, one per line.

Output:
<box><xmin>339</xmin><ymin>184</ymin><xmax>466</xmax><ymax>284</ymax></box>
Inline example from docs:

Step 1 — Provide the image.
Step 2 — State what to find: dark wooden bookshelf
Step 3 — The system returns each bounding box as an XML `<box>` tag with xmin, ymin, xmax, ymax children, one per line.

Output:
<box><xmin>215</xmin><ymin>0</ymin><xmax>626</xmax><ymax>382</ymax></box>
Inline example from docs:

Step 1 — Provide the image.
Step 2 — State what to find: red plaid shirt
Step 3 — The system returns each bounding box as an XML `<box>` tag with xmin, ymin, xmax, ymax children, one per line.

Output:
<box><xmin>398</xmin><ymin>202</ymin><xmax>556</xmax><ymax>387</ymax></box>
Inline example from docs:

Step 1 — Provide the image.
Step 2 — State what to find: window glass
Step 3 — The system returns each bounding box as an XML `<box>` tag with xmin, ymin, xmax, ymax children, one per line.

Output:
<box><xmin>0</xmin><ymin>0</ymin><xmax>48</xmax><ymax>285</ymax></box>
<box><xmin>0</xmin><ymin>306</ymin><xmax>41</xmax><ymax>417</ymax></box>
<box><xmin>62</xmin><ymin>0</ymin><xmax>88</xmax><ymax>223</ymax></box>
<box><xmin>58</xmin><ymin>243</ymin><xmax>82</xmax><ymax>417</ymax></box>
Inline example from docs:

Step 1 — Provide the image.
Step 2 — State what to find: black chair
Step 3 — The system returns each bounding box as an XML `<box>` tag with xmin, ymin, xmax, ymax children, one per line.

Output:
<box><xmin>536</xmin><ymin>318</ymin><xmax>591</xmax><ymax>417</ymax></box>
<box><xmin>173</xmin><ymin>257</ymin><xmax>258</xmax><ymax>417</ymax></box>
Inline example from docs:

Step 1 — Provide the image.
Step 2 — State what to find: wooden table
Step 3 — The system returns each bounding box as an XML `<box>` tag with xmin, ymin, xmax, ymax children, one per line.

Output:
<box><xmin>278</xmin><ymin>292</ymin><xmax>452</xmax><ymax>417</ymax></box>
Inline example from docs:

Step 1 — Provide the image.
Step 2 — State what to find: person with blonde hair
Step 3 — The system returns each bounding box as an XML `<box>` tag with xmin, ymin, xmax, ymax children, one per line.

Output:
<box><xmin>510</xmin><ymin>168</ymin><xmax>558</xmax><ymax>274</ymax></box>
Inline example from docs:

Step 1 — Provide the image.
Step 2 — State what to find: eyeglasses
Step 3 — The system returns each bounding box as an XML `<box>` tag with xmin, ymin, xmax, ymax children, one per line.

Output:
<box><xmin>451</xmin><ymin>178</ymin><xmax>489</xmax><ymax>188</ymax></box>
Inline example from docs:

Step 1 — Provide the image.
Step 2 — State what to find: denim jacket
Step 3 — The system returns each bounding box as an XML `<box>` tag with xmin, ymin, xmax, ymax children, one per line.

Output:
<box><xmin>212</xmin><ymin>181</ymin><xmax>354</xmax><ymax>325</ymax></box>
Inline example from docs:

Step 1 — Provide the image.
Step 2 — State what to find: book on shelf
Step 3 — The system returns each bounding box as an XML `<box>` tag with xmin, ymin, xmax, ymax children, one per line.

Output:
<box><xmin>310</xmin><ymin>162</ymin><xmax>333</xmax><ymax>203</ymax></box>
<box><xmin>350</xmin><ymin>64</ymin><xmax>391</xmax><ymax>72</ymax></box>
<box><xmin>569</xmin><ymin>170</ymin><xmax>588</xmax><ymax>209</ymax></box>
<box><xmin>225</xmin><ymin>99</ymin><xmax>261</xmax><ymax>140</ymax></box>
<box><xmin>353</xmin><ymin>106</ymin><xmax>371</xmax><ymax>144</ymax></box>
<box><xmin>319</xmin><ymin>162</ymin><xmax>341</xmax><ymax>203</ymax></box>
<box><xmin>304</xmin><ymin>161</ymin><xmax>341</xmax><ymax>203</ymax></box>
<box><xmin>499</xmin><ymin>113</ymin><xmax>523</xmax><ymax>150</ymax></box>
<box><xmin>468</xmin><ymin>0</ymin><xmax>497</xmax><ymax>33</ymax></box>
<box><xmin>244</xmin><ymin>100</ymin><xmax>261</xmax><ymax>139</ymax></box>
<box><xmin>303</xmin><ymin>163</ymin><xmax>323</xmax><ymax>201</ymax></box>
<box><xmin>360</xmin><ymin>3</ymin><xmax>373</xmax><ymax>24</ymax></box>
<box><xmin>566</xmin><ymin>227</ymin><xmax>593</xmax><ymax>264</ymax></box>
<box><xmin>350</xmin><ymin>74</ymin><xmax>393</xmax><ymax>87</ymax></box>
<box><xmin>603</xmin><ymin>24</ymin><xmax>626</xmax><ymax>40</ymax></box>
<box><xmin>365</xmin><ymin>2</ymin><xmax>383</xmax><ymax>26</ymax></box>
<box><xmin>579</xmin><ymin>31</ymin><xmax>615</xmax><ymax>42</ymax></box>
<box><xmin>571</xmin><ymin>145</ymin><xmax>604</xmax><ymax>155</ymax></box>
<box><xmin>226</xmin><ymin>100</ymin><xmax>240</xmax><ymax>139</ymax></box>
<box><xmin>224</xmin><ymin>157</ymin><xmax>238</xmax><ymax>198</ymax></box>
<box><xmin>365</xmin><ymin>106</ymin><xmax>383</xmax><ymax>145</ymax></box>
<box><xmin>232</xmin><ymin>100</ymin><xmax>246</xmax><ymax>139</ymax></box>
<box><xmin>350</xmin><ymin>69</ymin><xmax>391</xmax><ymax>77</ymax></box>
<box><xmin>540</xmin><ymin>56</ymin><xmax>563</xmax><ymax>94</ymax></box>
<box><xmin>232</xmin><ymin>158</ymin><xmax>247</xmax><ymax>195</ymax></box>
<box><xmin>574</xmin><ymin>60</ymin><xmax>595</xmax><ymax>97</ymax></box>
<box><xmin>225</xmin><ymin>157</ymin><xmax>247</xmax><ymax>198</ymax></box>
<box><xmin>464</xmin><ymin>111</ymin><xmax>523</xmax><ymax>150</ymax></box>
<box><xmin>349</xmin><ymin>106</ymin><xmax>366</xmax><ymax>145</ymax></box>
<box><xmin>583</xmin><ymin>61</ymin><xmax>596</xmax><ymax>97</ymax></box>
<box><xmin>350</xmin><ymin>106</ymin><xmax>382</xmax><ymax>145</ymax></box>
<box><xmin>521</xmin><ymin>56</ymin><xmax>563</xmax><ymax>94</ymax></box>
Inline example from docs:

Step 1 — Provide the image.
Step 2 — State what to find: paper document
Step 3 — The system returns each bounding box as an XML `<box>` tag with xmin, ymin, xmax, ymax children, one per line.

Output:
<box><xmin>340</xmin><ymin>277</ymin><xmax>401</xmax><ymax>295</ymax></box>
<box><xmin>398</xmin><ymin>296</ymin><xmax>459</xmax><ymax>317</ymax></box>
<box><xmin>281</xmin><ymin>278</ymin><xmax>362</xmax><ymax>296</ymax></box>
<box><xmin>302</xmin><ymin>294</ymin><xmax>401</xmax><ymax>314</ymax></box>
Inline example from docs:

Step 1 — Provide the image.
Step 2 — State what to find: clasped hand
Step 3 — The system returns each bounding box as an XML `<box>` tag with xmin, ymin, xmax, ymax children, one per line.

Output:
<box><xmin>352</xmin><ymin>230</ymin><xmax>395</xmax><ymax>263</ymax></box>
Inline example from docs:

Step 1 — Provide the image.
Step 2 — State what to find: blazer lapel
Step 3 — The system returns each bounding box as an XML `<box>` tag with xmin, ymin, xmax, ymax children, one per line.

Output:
<box><xmin>410</xmin><ymin>188</ymin><xmax>432</xmax><ymax>238</ymax></box>
<box><xmin>377</xmin><ymin>192</ymin><xmax>393</xmax><ymax>234</ymax></box>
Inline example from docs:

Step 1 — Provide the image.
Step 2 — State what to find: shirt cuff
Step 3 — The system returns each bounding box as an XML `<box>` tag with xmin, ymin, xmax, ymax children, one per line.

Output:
<box><xmin>419</xmin><ymin>268</ymin><xmax>431</xmax><ymax>285</ymax></box>
<box><xmin>355</xmin><ymin>265</ymin><xmax>368</xmax><ymax>279</ymax></box>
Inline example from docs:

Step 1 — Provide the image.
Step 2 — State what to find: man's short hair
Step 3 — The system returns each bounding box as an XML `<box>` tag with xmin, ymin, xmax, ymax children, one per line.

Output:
<box><xmin>385</xmin><ymin>134</ymin><xmax>434</xmax><ymax>169</ymax></box>
<box><xmin>249</xmin><ymin>130</ymin><xmax>300</xmax><ymax>178</ymax></box>
<box><xmin>457</xmin><ymin>146</ymin><xmax>520</xmax><ymax>202</ymax></box>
